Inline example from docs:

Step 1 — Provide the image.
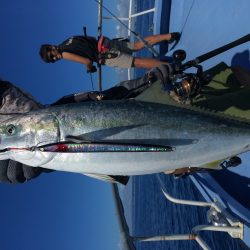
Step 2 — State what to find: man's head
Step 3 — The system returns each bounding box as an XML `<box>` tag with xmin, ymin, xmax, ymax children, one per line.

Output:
<box><xmin>39</xmin><ymin>44</ymin><xmax>62</xmax><ymax>63</ymax></box>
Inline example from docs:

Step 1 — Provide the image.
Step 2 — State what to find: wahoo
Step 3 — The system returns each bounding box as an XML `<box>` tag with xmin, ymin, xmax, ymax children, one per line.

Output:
<box><xmin>0</xmin><ymin>100</ymin><xmax>249</xmax><ymax>175</ymax></box>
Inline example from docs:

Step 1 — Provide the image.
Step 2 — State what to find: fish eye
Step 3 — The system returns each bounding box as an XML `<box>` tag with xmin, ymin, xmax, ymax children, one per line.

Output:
<box><xmin>6</xmin><ymin>124</ymin><xmax>16</xmax><ymax>136</ymax></box>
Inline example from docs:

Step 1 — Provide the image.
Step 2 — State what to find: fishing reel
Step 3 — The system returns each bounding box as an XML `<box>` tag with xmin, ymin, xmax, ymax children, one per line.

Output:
<box><xmin>167</xmin><ymin>49</ymin><xmax>207</xmax><ymax>103</ymax></box>
<box><xmin>172</xmin><ymin>73</ymin><xmax>202</xmax><ymax>99</ymax></box>
<box><xmin>162</xmin><ymin>33</ymin><xmax>249</xmax><ymax>103</ymax></box>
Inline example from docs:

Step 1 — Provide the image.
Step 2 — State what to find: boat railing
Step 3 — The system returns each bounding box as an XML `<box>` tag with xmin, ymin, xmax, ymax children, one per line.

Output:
<box><xmin>162</xmin><ymin>188</ymin><xmax>243</xmax><ymax>236</ymax></box>
<box><xmin>113</xmin><ymin>174</ymin><xmax>244</xmax><ymax>250</ymax></box>
<box><xmin>131</xmin><ymin>184</ymin><xmax>243</xmax><ymax>250</ymax></box>
<box><xmin>97</xmin><ymin>0</ymin><xmax>103</xmax><ymax>91</ymax></box>
<box><xmin>133</xmin><ymin>233</ymin><xmax>211</xmax><ymax>250</ymax></box>
<box><xmin>102</xmin><ymin>1</ymin><xmax>155</xmax><ymax>37</ymax></box>
<box><xmin>130</xmin><ymin>175</ymin><xmax>244</xmax><ymax>250</ymax></box>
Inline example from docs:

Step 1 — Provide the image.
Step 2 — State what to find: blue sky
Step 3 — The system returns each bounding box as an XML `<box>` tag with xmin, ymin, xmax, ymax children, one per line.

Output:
<box><xmin>0</xmin><ymin>0</ymin><xmax>126</xmax><ymax>249</ymax></box>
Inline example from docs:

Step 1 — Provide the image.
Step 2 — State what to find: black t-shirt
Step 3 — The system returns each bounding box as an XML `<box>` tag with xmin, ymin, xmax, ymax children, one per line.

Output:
<box><xmin>58</xmin><ymin>36</ymin><xmax>98</xmax><ymax>62</ymax></box>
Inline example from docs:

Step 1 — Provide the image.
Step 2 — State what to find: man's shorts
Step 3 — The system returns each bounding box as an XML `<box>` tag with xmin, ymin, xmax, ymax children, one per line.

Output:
<box><xmin>104</xmin><ymin>38</ymin><xmax>135</xmax><ymax>68</ymax></box>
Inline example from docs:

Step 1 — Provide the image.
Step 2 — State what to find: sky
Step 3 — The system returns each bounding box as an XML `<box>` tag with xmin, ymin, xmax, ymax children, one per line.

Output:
<box><xmin>0</xmin><ymin>0</ymin><xmax>128</xmax><ymax>249</ymax></box>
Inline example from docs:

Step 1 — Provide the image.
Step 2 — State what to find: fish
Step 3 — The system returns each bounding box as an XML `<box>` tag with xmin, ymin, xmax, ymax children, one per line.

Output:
<box><xmin>0</xmin><ymin>99</ymin><xmax>249</xmax><ymax>176</ymax></box>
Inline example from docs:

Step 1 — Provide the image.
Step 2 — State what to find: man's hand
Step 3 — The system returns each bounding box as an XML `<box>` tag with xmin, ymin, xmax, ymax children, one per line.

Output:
<box><xmin>87</xmin><ymin>65</ymin><xmax>97</xmax><ymax>73</ymax></box>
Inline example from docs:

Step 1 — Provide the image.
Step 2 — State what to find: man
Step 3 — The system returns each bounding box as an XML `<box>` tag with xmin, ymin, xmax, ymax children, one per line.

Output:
<box><xmin>39</xmin><ymin>33</ymin><xmax>180</xmax><ymax>72</ymax></box>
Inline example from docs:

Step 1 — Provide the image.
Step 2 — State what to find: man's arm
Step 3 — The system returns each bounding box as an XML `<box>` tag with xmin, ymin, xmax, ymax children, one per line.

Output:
<box><xmin>62</xmin><ymin>52</ymin><xmax>93</xmax><ymax>71</ymax></box>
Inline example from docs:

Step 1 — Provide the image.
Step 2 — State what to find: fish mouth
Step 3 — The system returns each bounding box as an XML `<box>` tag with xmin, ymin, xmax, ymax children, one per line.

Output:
<box><xmin>0</xmin><ymin>148</ymin><xmax>7</xmax><ymax>153</ymax></box>
<box><xmin>0</xmin><ymin>133</ymin><xmax>34</xmax><ymax>152</ymax></box>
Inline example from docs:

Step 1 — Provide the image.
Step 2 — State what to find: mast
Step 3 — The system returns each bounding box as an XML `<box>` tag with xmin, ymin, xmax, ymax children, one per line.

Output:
<box><xmin>97</xmin><ymin>0</ymin><xmax>103</xmax><ymax>92</ymax></box>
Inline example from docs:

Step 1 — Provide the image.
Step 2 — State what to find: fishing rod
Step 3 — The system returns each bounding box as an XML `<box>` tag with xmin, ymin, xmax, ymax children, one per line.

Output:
<box><xmin>181</xmin><ymin>33</ymin><xmax>250</xmax><ymax>71</ymax></box>
<box><xmin>165</xmin><ymin>33</ymin><xmax>250</xmax><ymax>101</ymax></box>
<box><xmin>97</xmin><ymin>1</ymin><xmax>103</xmax><ymax>92</ymax></box>
<box><xmin>83</xmin><ymin>26</ymin><xmax>99</xmax><ymax>91</ymax></box>
<box><xmin>93</xmin><ymin>0</ymin><xmax>160</xmax><ymax>57</ymax></box>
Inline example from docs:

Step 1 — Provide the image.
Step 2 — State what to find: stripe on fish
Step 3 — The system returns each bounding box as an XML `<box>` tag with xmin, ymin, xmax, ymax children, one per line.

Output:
<box><xmin>38</xmin><ymin>141</ymin><xmax>174</xmax><ymax>153</ymax></box>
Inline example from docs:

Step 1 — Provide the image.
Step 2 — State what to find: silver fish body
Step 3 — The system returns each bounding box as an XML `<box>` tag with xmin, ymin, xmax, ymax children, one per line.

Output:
<box><xmin>0</xmin><ymin>100</ymin><xmax>250</xmax><ymax>175</ymax></box>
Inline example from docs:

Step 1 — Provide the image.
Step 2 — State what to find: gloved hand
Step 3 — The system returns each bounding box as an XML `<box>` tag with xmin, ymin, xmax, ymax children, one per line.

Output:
<box><xmin>87</xmin><ymin>65</ymin><xmax>97</xmax><ymax>73</ymax></box>
<box><xmin>0</xmin><ymin>160</ymin><xmax>54</xmax><ymax>184</ymax></box>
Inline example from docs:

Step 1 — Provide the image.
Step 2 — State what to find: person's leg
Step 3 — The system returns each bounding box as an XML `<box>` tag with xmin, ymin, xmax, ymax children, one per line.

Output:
<box><xmin>104</xmin><ymin>51</ymin><xmax>170</xmax><ymax>69</ymax></box>
<box><xmin>132</xmin><ymin>33</ymin><xmax>180</xmax><ymax>51</ymax></box>
<box><xmin>133</xmin><ymin>57</ymin><xmax>169</xmax><ymax>69</ymax></box>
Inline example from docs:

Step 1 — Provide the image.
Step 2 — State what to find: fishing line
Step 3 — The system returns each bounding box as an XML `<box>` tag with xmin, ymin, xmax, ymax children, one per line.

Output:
<box><xmin>169</xmin><ymin>0</ymin><xmax>195</xmax><ymax>51</ymax></box>
<box><xmin>89</xmin><ymin>73</ymin><xmax>95</xmax><ymax>90</ymax></box>
<box><xmin>180</xmin><ymin>0</ymin><xmax>196</xmax><ymax>35</ymax></box>
<box><xmin>156</xmin><ymin>173</ymin><xmax>168</xmax><ymax>193</ymax></box>
<box><xmin>6</xmin><ymin>147</ymin><xmax>32</xmax><ymax>151</ymax></box>
<box><xmin>93</xmin><ymin>0</ymin><xmax>160</xmax><ymax>57</ymax></box>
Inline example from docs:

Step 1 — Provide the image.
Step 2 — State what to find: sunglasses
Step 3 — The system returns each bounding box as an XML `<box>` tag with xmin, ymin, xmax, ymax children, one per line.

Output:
<box><xmin>47</xmin><ymin>47</ymin><xmax>59</xmax><ymax>62</ymax></box>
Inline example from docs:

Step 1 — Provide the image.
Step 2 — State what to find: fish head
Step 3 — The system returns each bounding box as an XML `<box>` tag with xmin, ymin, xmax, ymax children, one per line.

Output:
<box><xmin>0</xmin><ymin>112</ymin><xmax>59</xmax><ymax>158</ymax></box>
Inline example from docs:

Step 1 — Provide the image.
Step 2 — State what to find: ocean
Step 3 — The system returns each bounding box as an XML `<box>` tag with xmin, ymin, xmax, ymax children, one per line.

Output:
<box><xmin>119</xmin><ymin>0</ymin><xmax>245</xmax><ymax>249</ymax></box>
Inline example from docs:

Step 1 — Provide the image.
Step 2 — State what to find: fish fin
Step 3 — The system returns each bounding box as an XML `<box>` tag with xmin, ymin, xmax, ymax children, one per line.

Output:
<box><xmin>197</xmin><ymin>160</ymin><xmax>225</xmax><ymax>170</ymax></box>
<box><xmin>66</xmin><ymin>135</ymin><xmax>197</xmax><ymax>147</ymax></box>
<box><xmin>84</xmin><ymin>173</ymin><xmax>129</xmax><ymax>185</ymax></box>
<box><xmin>65</xmin><ymin>125</ymin><xmax>143</xmax><ymax>142</ymax></box>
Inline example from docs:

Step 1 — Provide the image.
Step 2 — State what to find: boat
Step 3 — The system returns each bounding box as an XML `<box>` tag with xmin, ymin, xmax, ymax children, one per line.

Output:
<box><xmin>102</xmin><ymin>0</ymin><xmax>250</xmax><ymax>249</ymax></box>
